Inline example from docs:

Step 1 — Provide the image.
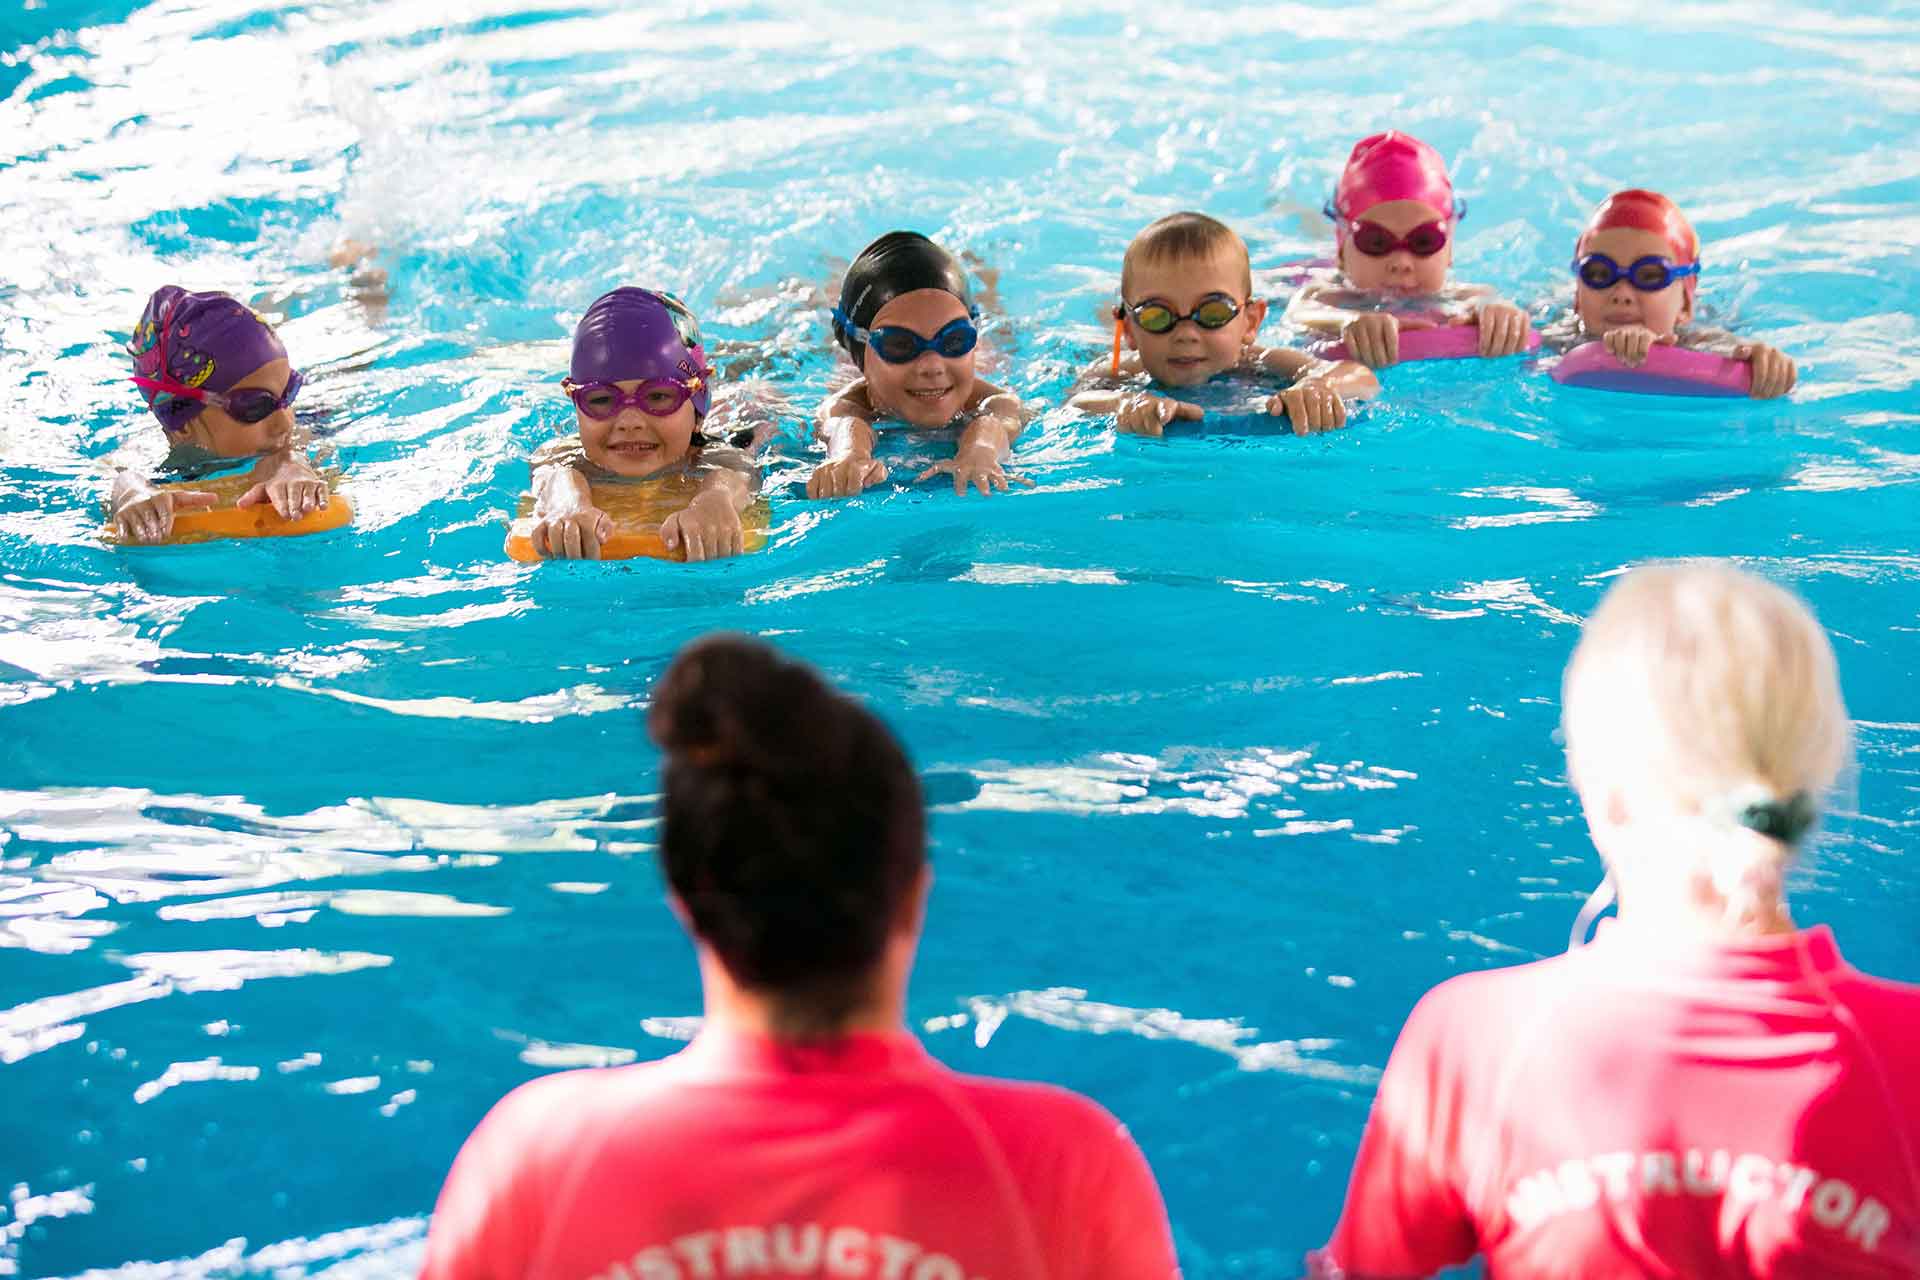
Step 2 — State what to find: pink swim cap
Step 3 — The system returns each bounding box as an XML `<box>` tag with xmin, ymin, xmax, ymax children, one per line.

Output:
<box><xmin>1330</xmin><ymin>132</ymin><xmax>1459</xmax><ymax>235</ymax></box>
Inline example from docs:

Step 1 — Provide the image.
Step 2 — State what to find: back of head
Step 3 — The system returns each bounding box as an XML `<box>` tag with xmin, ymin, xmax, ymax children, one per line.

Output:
<box><xmin>1562</xmin><ymin>562</ymin><xmax>1849</xmax><ymax>928</ymax></box>
<box><xmin>833</xmin><ymin>231</ymin><xmax>973</xmax><ymax>363</ymax></box>
<box><xmin>649</xmin><ymin>634</ymin><xmax>926</xmax><ymax>1037</ymax></box>
<box><xmin>127</xmin><ymin>285</ymin><xmax>287</xmax><ymax>435</ymax></box>
<box><xmin>1119</xmin><ymin>211</ymin><xmax>1250</xmax><ymax>299</ymax></box>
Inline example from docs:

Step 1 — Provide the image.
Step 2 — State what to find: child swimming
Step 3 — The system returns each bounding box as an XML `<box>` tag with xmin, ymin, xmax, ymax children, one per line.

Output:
<box><xmin>1069</xmin><ymin>211</ymin><xmax>1377</xmax><ymax>435</ymax></box>
<box><xmin>1557</xmin><ymin>188</ymin><xmax>1796</xmax><ymax>399</ymax></box>
<box><xmin>809</xmin><ymin>231</ymin><xmax>1027</xmax><ymax>499</ymax></box>
<box><xmin>112</xmin><ymin>286</ymin><xmax>326</xmax><ymax>543</ymax></box>
<box><xmin>529</xmin><ymin>287</ymin><xmax>760</xmax><ymax>562</ymax></box>
<box><xmin>1284</xmin><ymin>131</ymin><xmax>1532</xmax><ymax>367</ymax></box>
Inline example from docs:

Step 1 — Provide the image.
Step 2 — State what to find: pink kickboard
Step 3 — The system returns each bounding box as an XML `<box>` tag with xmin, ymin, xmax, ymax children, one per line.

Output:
<box><xmin>1550</xmin><ymin>341</ymin><xmax>1752</xmax><ymax>398</ymax></box>
<box><xmin>1325</xmin><ymin>323</ymin><xmax>1542</xmax><ymax>363</ymax></box>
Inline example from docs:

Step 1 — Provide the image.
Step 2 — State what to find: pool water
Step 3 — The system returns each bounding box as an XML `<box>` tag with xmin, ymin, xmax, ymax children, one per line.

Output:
<box><xmin>4</xmin><ymin>2</ymin><xmax>1919</xmax><ymax>1274</ymax></box>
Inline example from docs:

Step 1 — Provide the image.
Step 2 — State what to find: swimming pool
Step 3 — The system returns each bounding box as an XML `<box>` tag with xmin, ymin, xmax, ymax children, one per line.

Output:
<box><xmin>4</xmin><ymin>1</ymin><xmax>1919</xmax><ymax>1273</ymax></box>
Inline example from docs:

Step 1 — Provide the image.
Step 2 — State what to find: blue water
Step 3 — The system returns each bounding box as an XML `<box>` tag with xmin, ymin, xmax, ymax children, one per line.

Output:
<box><xmin>4</xmin><ymin>2</ymin><xmax>1920</xmax><ymax>1274</ymax></box>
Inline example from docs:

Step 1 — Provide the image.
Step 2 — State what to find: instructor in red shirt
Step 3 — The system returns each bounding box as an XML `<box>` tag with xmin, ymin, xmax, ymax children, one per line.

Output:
<box><xmin>1315</xmin><ymin>561</ymin><xmax>1920</xmax><ymax>1278</ymax></box>
<box><xmin>422</xmin><ymin>634</ymin><xmax>1180</xmax><ymax>1280</ymax></box>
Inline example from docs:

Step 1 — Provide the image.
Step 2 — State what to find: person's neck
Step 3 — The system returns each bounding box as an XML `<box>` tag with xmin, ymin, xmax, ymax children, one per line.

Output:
<box><xmin>1614</xmin><ymin>884</ymin><xmax>1797</xmax><ymax>942</ymax></box>
<box><xmin>695</xmin><ymin>950</ymin><xmax>908</xmax><ymax>1040</ymax></box>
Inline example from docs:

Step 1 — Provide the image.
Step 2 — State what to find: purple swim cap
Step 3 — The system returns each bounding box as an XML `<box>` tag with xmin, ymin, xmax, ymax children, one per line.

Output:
<box><xmin>127</xmin><ymin>286</ymin><xmax>288</xmax><ymax>434</ymax></box>
<box><xmin>570</xmin><ymin>288</ymin><xmax>713</xmax><ymax>418</ymax></box>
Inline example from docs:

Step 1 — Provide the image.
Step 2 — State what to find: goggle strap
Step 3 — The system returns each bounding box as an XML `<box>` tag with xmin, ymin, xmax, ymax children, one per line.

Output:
<box><xmin>1111</xmin><ymin>313</ymin><xmax>1125</xmax><ymax>378</ymax></box>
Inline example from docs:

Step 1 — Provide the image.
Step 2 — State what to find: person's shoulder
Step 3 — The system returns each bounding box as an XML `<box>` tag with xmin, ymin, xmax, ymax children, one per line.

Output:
<box><xmin>1391</xmin><ymin>951</ymin><xmax>1586</xmax><ymax>1065</ymax></box>
<box><xmin>480</xmin><ymin>1058</ymin><xmax>682</xmax><ymax>1148</ymax></box>
<box><xmin>1829</xmin><ymin>951</ymin><xmax>1920</xmax><ymax>1029</ymax></box>
<box><xmin>531</xmin><ymin>434</ymin><xmax>586</xmax><ymax>469</ymax></box>
<box><xmin>945</xmin><ymin>1069</ymin><xmax>1135</xmax><ymax>1150</ymax></box>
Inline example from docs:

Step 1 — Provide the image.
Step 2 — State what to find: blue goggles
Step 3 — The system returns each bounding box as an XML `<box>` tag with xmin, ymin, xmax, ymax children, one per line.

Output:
<box><xmin>1573</xmin><ymin>252</ymin><xmax>1700</xmax><ymax>292</ymax></box>
<box><xmin>834</xmin><ymin>308</ymin><xmax>980</xmax><ymax>364</ymax></box>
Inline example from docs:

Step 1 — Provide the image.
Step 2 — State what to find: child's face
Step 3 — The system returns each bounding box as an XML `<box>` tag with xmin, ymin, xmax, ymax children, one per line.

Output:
<box><xmin>859</xmin><ymin>289</ymin><xmax>978</xmax><ymax>428</ymax></box>
<box><xmin>1336</xmin><ymin>199</ymin><xmax>1454</xmax><ymax>295</ymax></box>
<box><xmin>1574</xmin><ymin>226</ymin><xmax>1694</xmax><ymax>339</ymax></box>
<box><xmin>184</xmin><ymin>357</ymin><xmax>296</xmax><ymax>457</ymax></box>
<box><xmin>577</xmin><ymin>383</ymin><xmax>699</xmax><ymax>478</ymax></box>
<box><xmin>1122</xmin><ymin>248</ymin><xmax>1266</xmax><ymax>387</ymax></box>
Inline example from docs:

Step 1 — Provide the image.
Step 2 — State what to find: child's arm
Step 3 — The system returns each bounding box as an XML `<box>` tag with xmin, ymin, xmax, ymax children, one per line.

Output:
<box><xmin>529</xmin><ymin>448</ymin><xmax>613</xmax><ymax>560</ymax></box>
<box><xmin>1066</xmin><ymin>353</ymin><xmax>1204</xmax><ymax>437</ymax></box>
<box><xmin>237</xmin><ymin>448</ymin><xmax>329</xmax><ymax>521</ymax></box>
<box><xmin>807</xmin><ymin>383</ymin><xmax>887</xmax><ymax>499</ymax></box>
<box><xmin>916</xmin><ymin>380</ymin><xmax>1032</xmax><ymax>497</ymax></box>
<box><xmin>662</xmin><ymin>462</ymin><xmax>755</xmax><ymax>562</ymax></box>
<box><xmin>1680</xmin><ymin>326</ymin><xmax>1797</xmax><ymax>400</ymax></box>
<box><xmin>108</xmin><ymin>469</ymin><xmax>216</xmax><ymax>544</ymax></box>
<box><xmin>1246</xmin><ymin>347</ymin><xmax>1380</xmax><ymax>435</ymax></box>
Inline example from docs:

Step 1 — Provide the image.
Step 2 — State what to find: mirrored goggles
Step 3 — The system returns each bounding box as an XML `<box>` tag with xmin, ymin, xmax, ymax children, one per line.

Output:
<box><xmin>562</xmin><ymin>376</ymin><xmax>704</xmax><ymax>420</ymax></box>
<box><xmin>837</xmin><ymin>310</ymin><xmax>979</xmax><ymax>364</ymax></box>
<box><xmin>1120</xmin><ymin>293</ymin><xmax>1242</xmax><ymax>335</ymax></box>
<box><xmin>1572</xmin><ymin>252</ymin><xmax>1701</xmax><ymax>292</ymax></box>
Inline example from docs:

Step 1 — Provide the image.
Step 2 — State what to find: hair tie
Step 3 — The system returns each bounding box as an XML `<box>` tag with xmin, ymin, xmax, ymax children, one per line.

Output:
<box><xmin>1735</xmin><ymin>792</ymin><xmax>1816</xmax><ymax>844</ymax></box>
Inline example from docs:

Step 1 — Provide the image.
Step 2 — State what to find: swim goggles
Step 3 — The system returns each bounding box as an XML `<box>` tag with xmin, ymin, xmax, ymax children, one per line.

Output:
<box><xmin>132</xmin><ymin>366</ymin><xmax>304</xmax><ymax>424</ymax></box>
<box><xmin>1117</xmin><ymin>293</ymin><xmax>1243</xmax><ymax>335</ymax></box>
<box><xmin>834</xmin><ymin>309</ymin><xmax>979</xmax><ymax>364</ymax></box>
<box><xmin>1572</xmin><ymin>253</ymin><xmax>1700</xmax><ymax>292</ymax></box>
<box><xmin>561</xmin><ymin>375</ymin><xmax>708</xmax><ymax>420</ymax></box>
<box><xmin>1323</xmin><ymin>199</ymin><xmax>1464</xmax><ymax>258</ymax></box>
<box><xmin>1345</xmin><ymin>219</ymin><xmax>1450</xmax><ymax>258</ymax></box>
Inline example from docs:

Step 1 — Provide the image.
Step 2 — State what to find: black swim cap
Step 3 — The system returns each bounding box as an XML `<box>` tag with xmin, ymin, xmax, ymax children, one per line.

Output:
<box><xmin>832</xmin><ymin>231</ymin><xmax>974</xmax><ymax>363</ymax></box>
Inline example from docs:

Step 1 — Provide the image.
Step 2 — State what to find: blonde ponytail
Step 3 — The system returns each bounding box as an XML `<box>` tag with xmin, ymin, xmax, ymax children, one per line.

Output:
<box><xmin>1562</xmin><ymin>563</ymin><xmax>1849</xmax><ymax>925</ymax></box>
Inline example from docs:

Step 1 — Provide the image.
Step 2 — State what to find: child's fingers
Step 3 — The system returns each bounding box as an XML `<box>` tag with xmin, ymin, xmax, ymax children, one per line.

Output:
<box><xmin>175</xmin><ymin>490</ymin><xmax>219</xmax><ymax>511</ymax></box>
<box><xmin>1172</xmin><ymin>400</ymin><xmax>1203</xmax><ymax>421</ymax></box>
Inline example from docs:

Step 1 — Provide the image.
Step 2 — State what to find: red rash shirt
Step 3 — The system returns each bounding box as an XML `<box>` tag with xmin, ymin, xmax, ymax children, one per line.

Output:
<box><xmin>422</xmin><ymin>1027</ymin><xmax>1180</xmax><ymax>1280</ymax></box>
<box><xmin>1314</xmin><ymin>924</ymin><xmax>1920</xmax><ymax>1278</ymax></box>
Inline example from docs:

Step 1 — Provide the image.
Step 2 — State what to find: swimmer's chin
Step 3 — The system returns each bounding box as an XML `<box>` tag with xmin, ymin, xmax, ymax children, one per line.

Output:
<box><xmin>1147</xmin><ymin>361</ymin><xmax>1219</xmax><ymax>388</ymax></box>
<box><xmin>587</xmin><ymin>449</ymin><xmax>681</xmax><ymax>478</ymax></box>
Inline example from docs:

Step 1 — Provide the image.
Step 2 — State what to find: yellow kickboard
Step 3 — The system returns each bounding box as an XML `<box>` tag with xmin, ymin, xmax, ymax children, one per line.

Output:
<box><xmin>505</xmin><ymin>477</ymin><xmax>769</xmax><ymax>563</ymax></box>
<box><xmin>105</xmin><ymin>473</ymin><xmax>353</xmax><ymax>546</ymax></box>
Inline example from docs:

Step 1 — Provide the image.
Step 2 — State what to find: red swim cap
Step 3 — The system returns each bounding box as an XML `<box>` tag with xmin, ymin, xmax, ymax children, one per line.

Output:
<box><xmin>1331</xmin><ymin>131</ymin><xmax>1457</xmax><ymax>230</ymax></box>
<box><xmin>1578</xmin><ymin>189</ymin><xmax>1699</xmax><ymax>265</ymax></box>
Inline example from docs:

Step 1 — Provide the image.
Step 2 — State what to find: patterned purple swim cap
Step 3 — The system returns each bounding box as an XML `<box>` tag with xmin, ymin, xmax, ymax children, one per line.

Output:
<box><xmin>570</xmin><ymin>288</ymin><xmax>713</xmax><ymax>419</ymax></box>
<box><xmin>127</xmin><ymin>286</ymin><xmax>288</xmax><ymax>434</ymax></box>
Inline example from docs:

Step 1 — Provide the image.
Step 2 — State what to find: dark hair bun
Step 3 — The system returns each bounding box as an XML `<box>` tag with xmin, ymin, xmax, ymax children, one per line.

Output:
<box><xmin>650</xmin><ymin>635</ymin><xmax>924</xmax><ymax>1027</ymax></box>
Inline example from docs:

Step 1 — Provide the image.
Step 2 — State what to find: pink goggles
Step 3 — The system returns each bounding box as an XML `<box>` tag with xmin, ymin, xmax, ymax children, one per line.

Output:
<box><xmin>562</xmin><ymin>374</ymin><xmax>709</xmax><ymax>421</ymax></box>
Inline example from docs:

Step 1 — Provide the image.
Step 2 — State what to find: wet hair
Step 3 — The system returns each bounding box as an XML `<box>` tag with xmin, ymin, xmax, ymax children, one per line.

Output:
<box><xmin>1562</xmin><ymin>562</ymin><xmax>1850</xmax><ymax>928</ymax></box>
<box><xmin>1120</xmin><ymin>212</ymin><xmax>1252</xmax><ymax>300</ymax></box>
<box><xmin>833</xmin><ymin>231</ymin><xmax>973</xmax><ymax>365</ymax></box>
<box><xmin>649</xmin><ymin>634</ymin><xmax>926</xmax><ymax>1038</ymax></box>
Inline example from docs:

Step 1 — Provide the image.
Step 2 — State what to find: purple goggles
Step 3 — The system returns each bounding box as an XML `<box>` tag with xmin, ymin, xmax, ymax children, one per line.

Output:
<box><xmin>562</xmin><ymin>374</ymin><xmax>708</xmax><ymax>421</ymax></box>
<box><xmin>131</xmin><ymin>366</ymin><xmax>304</xmax><ymax>425</ymax></box>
